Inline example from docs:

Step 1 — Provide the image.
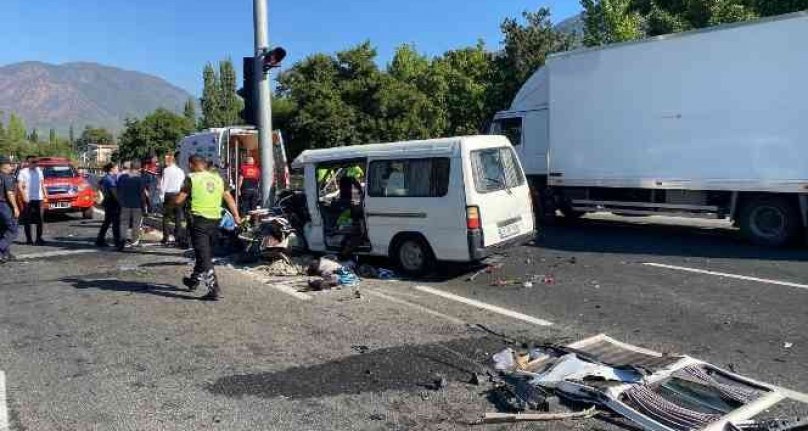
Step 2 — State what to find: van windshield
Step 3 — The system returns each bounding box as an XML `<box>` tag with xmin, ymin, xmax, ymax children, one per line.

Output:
<box><xmin>471</xmin><ymin>147</ymin><xmax>525</xmax><ymax>193</ymax></box>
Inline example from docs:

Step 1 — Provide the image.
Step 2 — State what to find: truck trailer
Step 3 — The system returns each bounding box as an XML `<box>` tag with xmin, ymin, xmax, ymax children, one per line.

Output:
<box><xmin>490</xmin><ymin>11</ymin><xmax>808</xmax><ymax>246</ymax></box>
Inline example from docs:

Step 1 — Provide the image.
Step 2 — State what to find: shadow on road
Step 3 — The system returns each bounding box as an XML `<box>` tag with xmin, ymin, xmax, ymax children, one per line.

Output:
<box><xmin>206</xmin><ymin>335</ymin><xmax>508</xmax><ymax>400</ymax></box>
<box><xmin>61</xmin><ymin>277</ymin><xmax>201</xmax><ymax>301</ymax></box>
<box><xmin>535</xmin><ymin>218</ymin><xmax>808</xmax><ymax>262</ymax></box>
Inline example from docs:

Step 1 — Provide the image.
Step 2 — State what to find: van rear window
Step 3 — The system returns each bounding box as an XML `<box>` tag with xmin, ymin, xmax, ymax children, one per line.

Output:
<box><xmin>368</xmin><ymin>158</ymin><xmax>450</xmax><ymax>198</ymax></box>
<box><xmin>471</xmin><ymin>147</ymin><xmax>525</xmax><ymax>194</ymax></box>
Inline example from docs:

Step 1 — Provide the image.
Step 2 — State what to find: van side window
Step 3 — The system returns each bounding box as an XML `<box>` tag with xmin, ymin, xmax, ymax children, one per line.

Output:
<box><xmin>493</xmin><ymin>117</ymin><xmax>522</xmax><ymax>146</ymax></box>
<box><xmin>471</xmin><ymin>148</ymin><xmax>525</xmax><ymax>193</ymax></box>
<box><xmin>368</xmin><ymin>158</ymin><xmax>450</xmax><ymax>198</ymax></box>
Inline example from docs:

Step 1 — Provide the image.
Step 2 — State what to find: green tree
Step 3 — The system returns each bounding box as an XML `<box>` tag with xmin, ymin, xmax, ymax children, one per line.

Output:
<box><xmin>118</xmin><ymin>108</ymin><xmax>194</xmax><ymax>160</ymax></box>
<box><xmin>76</xmin><ymin>126</ymin><xmax>114</xmax><ymax>153</ymax></box>
<box><xmin>581</xmin><ymin>0</ymin><xmax>643</xmax><ymax>46</ymax></box>
<box><xmin>218</xmin><ymin>59</ymin><xmax>242</xmax><ymax>126</ymax></box>
<box><xmin>49</xmin><ymin>128</ymin><xmax>58</xmax><ymax>145</ymax></box>
<box><xmin>492</xmin><ymin>8</ymin><xmax>573</xmax><ymax>112</ymax></box>
<box><xmin>183</xmin><ymin>97</ymin><xmax>197</xmax><ymax>128</ymax></box>
<box><xmin>7</xmin><ymin>114</ymin><xmax>27</xmax><ymax>142</ymax></box>
<box><xmin>200</xmin><ymin>63</ymin><xmax>221</xmax><ymax>128</ymax></box>
<box><xmin>68</xmin><ymin>124</ymin><xmax>75</xmax><ymax>146</ymax></box>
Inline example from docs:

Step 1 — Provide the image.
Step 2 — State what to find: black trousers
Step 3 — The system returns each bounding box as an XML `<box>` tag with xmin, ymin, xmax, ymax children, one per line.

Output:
<box><xmin>162</xmin><ymin>193</ymin><xmax>185</xmax><ymax>244</ymax></box>
<box><xmin>22</xmin><ymin>200</ymin><xmax>44</xmax><ymax>243</ymax></box>
<box><xmin>239</xmin><ymin>188</ymin><xmax>260</xmax><ymax>216</ymax></box>
<box><xmin>190</xmin><ymin>216</ymin><xmax>219</xmax><ymax>275</ymax></box>
<box><xmin>97</xmin><ymin>202</ymin><xmax>121</xmax><ymax>244</ymax></box>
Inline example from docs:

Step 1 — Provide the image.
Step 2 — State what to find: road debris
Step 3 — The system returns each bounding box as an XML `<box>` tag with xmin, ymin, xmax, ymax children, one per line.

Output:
<box><xmin>480</xmin><ymin>406</ymin><xmax>597</xmax><ymax>424</ymax></box>
<box><xmin>486</xmin><ymin>334</ymin><xmax>808</xmax><ymax>431</ymax></box>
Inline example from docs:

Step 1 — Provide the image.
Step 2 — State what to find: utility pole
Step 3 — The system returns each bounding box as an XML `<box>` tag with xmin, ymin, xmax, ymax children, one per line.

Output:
<box><xmin>253</xmin><ymin>0</ymin><xmax>274</xmax><ymax>207</ymax></box>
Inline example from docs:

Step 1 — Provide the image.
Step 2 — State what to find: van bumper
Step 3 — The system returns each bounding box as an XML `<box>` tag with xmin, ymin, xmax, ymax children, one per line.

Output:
<box><xmin>467</xmin><ymin>229</ymin><xmax>536</xmax><ymax>261</ymax></box>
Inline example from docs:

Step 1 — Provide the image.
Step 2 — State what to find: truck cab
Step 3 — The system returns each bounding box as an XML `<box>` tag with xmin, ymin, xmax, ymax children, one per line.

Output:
<box><xmin>32</xmin><ymin>157</ymin><xmax>96</xmax><ymax>219</ymax></box>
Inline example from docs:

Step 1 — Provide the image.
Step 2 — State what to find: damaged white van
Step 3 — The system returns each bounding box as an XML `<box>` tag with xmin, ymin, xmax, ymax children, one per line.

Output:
<box><xmin>291</xmin><ymin>135</ymin><xmax>535</xmax><ymax>276</ymax></box>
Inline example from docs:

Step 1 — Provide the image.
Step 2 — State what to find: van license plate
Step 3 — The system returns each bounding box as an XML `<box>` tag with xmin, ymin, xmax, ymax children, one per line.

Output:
<box><xmin>50</xmin><ymin>202</ymin><xmax>71</xmax><ymax>209</ymax></box>
<box><xmin>498</xmin><ymin>223</ymin><xmax>520</xmax><ymax>239</ymax></box>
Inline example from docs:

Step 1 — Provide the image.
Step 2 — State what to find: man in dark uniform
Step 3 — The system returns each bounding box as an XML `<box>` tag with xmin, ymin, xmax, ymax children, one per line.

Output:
<box><xmin>0</xmin><ymin>156</ymin><xmax>20</xmax><ymax>263</ymax></box>
<box><xmin>175</xmin><ymin>155</ymin><xmax>241</xmax><ymax>301</ymax></box>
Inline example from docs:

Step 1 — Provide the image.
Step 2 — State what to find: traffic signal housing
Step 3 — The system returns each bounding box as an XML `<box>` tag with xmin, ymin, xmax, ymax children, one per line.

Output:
<box><xmin>262</xmin><ymin>47</ymin><xmax>287</xmax><ymax>73</ymax></box>
<box><xmin>238</xmin><ymin>56</ymin><xmax>257</xmax><ymax>126</ymax></box>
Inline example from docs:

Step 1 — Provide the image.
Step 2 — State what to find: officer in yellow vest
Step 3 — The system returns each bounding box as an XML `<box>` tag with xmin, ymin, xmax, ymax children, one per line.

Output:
<box><xmin>175</xmin><ymin>155</ymin><xmax>241</xmax><ymax>301</ymax></box>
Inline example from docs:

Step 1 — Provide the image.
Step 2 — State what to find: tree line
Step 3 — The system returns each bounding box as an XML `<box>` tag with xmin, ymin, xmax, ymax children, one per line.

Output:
<box><xmin>7</xmin><ymin>0</ymin><xmax>805</xmax><ymax>163</ymax></box>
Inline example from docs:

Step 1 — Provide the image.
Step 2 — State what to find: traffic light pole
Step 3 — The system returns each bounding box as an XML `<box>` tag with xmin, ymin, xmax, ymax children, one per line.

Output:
<box><xmin>253</xmin><ymin>0</ymin><xmax>274</xmax><ymax>208</ymax></box>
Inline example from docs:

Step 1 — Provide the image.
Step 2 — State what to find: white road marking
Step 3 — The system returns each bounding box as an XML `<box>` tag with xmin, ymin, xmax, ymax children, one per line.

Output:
<box><xmin>239</xmin><ymin>271</ymin><xmax>313</xmax><ymax>301</ymax></box>
<box><xmin>365</xmin><ymin>290</ymin><xmax>466</xmax><ymax>326</ymax></box>
<box><xmin>414</xmin><ymin>285</ymin><xmax>554</xmax><ymax>327</ymax></box>
<box><xmin>0</xmin><ymin>370</ymin><xmax>8</xmax><ymax>431</ymax></box>
<box><xmin>643</xmin><ymin>262</ymin><xmax>808</xmax><ymax>292</ymax></box>
<box><xmin>16</xmin><ymin>249</ymin><xmax>99</xmax><ymax>260</ymax></box>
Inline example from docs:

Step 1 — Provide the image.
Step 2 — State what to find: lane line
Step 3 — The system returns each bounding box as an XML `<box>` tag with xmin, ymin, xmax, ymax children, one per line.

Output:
<box><xmin>0</xmin><ymin>370</ymin><xmax>8</xmax><ymax>431</ymax></box>
<box><xmin>414</xmin><ymin>285</ymin><xmax>554</xmax><ymax>327</ymax></box>
<box><xmin>365</xmin><ymin>290</ymin><xmax>467</xmax><ymax>326</ymax></box>
<box><xmin>239</xmin><ymin>271</ymin><xmax>312</xmax><ymax>301</ymax></box>
<box><xmin>643</xmin><ymin>263</ymin><xmax>808</xmax><ymax>292</ymax></box>
<box><xmin>16</xmin><ymin>249</ymin><xmax>99</xmax><ymax>260</ymax></box>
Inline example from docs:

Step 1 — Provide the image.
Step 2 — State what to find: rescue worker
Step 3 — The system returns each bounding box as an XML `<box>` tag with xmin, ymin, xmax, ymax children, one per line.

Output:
<box><xmin>238</xmin><ymin>156</ymin><xmax>261</xmax><ymax>215</ymax></box>
<box><xmin>0</xmin><ymin>156</ymin><xmax>20</xmax><ymax>263</ymax></box>
<box><xmin>175</xmin><ymin>155</ymin><xmax>241</xmax><ymax>301</ymax></box>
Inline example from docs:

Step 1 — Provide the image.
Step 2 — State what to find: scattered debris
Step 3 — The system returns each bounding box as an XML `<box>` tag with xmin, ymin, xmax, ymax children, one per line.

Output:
<box><xmin>351</xmin><ymin>345</ymin><xmax>370</xmax><ymax>354</ymax></box>
<box><xmin>369</xmin><ymin>413</ymin><xmax>385</xmax><ymax>421</ymax></box>
<box><xmin>522</xmin><ymin>281</ymin><xmax>534</xmax><ymax>289</ymax></box>
<box><xmin>425</xmin><ymin>375</ymin><xmax>447</xmax><ymax>391</ymax></box>
<box><xmin>486</xmin><ymin>334</ymin><xmax>808</xmax><ymax>431</ymax></box>
<box><xmin>784</xmin><ymin>342</ymin><xmax>794</xmax><ymax>349</ymax></box>
<box><xmin>469</xmin><ymin>373</ymin><xmax>486</xmax><ymax>386</ymax></box>
<box><xmin>480</xmin><ymin>407</ymin><xmax>597</xmax><ymax>424</ymax></box>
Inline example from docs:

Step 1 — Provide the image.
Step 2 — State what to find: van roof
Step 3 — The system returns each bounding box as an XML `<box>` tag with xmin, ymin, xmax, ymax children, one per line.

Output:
<box><xmin>292</xmin><ymin>135</ymin><xmax>506</xmax><ymax>167</ymax></box>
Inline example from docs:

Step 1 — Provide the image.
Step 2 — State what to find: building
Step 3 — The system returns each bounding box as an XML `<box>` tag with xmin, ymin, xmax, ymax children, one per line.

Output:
<box><xmin>85</xmin><ymin>144</ymin><xmax>118</xmax><ymax>166</ymax></box>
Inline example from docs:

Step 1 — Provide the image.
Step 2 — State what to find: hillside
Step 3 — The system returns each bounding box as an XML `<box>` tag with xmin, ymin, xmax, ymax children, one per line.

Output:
<box><xmin>0</xmin><ymin>61</ymin><xmax>192</xmax><ymax>135</ymax></box>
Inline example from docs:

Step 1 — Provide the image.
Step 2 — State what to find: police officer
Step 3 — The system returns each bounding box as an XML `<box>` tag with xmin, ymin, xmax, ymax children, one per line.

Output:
<box><xmin>0</xmin><ymin>156</ymin><xmax>20</xmax><ymax>263</ymax></box>
<box><xmin>174</xmin><ymin>155</ymin><xmax>241</xmax><ymax>301</ymax></box>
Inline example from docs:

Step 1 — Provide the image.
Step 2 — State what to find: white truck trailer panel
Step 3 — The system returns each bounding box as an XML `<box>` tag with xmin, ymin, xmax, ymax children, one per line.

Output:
<box><xmin>547</xmin><ymin>13</ymin><xmax>808</xmax><ymax>193</ymax></box>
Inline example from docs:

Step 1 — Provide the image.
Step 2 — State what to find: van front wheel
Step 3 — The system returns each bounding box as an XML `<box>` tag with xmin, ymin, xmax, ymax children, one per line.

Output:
<box><xmin>393</xmin><ymin>236</ymin><xmax>435</xmax><ymax>277</ymax></box>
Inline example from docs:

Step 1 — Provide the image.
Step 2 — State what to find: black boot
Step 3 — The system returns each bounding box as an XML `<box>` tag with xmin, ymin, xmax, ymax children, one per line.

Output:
<box><xmin>182</xmin><ymin>272</ymin><xmax>202</xmax><ymax>291</ymax></box>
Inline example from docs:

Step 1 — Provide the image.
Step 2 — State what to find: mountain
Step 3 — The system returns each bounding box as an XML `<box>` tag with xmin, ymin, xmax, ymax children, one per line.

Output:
<box><xmin>555</xmin><ymin>13</ymin><xmax>585</xmax><ymax>47</ymax></box>
<box><xmin>0</xmin><ymin>61</ymin><xmax>192</xmax><ymax>135</ymax></box>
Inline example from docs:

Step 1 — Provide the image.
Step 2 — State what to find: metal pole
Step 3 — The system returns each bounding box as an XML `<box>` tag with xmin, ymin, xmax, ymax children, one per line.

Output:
<box><xmin>254</xmin><ymin>0</ymin><xmax>274</xmax><ymax>207</ymax></box>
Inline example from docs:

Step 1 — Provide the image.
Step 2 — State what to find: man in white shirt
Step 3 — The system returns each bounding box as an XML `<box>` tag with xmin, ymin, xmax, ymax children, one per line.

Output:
<box><xmin>160</xmin><ymin>152</ymin><xmax>187</xmax><ymax>247</ymax></box>
<box><xmin>17</xmin><ymin>156</ymin><xmax>47</xmax><ymax>245</ymax></box>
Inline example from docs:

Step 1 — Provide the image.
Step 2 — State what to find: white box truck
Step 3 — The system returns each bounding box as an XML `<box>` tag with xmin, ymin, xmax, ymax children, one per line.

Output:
<box><xmin>490</xmin><ymin>12</ymin><xmax>808</xmax><ymax>246</ymax></box>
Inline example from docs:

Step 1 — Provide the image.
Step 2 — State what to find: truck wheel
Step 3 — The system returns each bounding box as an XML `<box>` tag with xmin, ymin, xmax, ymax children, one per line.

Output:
<box><xmin>82</xmin><ymin>208</ymin><xmax>95</xmax><ymax>220</ymax></box>
<box><xmin>393</xmin><ymin>236</ymin><xmax>435</xmax><ymax>278</ymax></box>
<box><xmin>739</xmin><ymin>196</ymin><xmax>801</xmax><ymax>247</ymax></box>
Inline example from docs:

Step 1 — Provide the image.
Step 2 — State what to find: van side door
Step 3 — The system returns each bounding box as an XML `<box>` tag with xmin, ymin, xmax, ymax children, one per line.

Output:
<box><xmin>363</xmin><ymin>157</ymin><xmax>467</xmax><ymax>261</ymax></box>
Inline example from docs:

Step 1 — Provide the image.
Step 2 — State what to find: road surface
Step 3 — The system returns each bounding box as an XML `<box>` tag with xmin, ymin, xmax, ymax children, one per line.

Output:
<box><xmin>0</xmin><ymin>213</ymin><xmax>805</xmax><ymax>430</ymax></box>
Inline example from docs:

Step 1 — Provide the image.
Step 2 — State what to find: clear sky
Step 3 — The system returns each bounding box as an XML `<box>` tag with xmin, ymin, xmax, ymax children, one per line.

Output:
<box><xmin>1</xmin><ymin>0</ymin><xmax>581</xmax><ymax>95</ymax></box>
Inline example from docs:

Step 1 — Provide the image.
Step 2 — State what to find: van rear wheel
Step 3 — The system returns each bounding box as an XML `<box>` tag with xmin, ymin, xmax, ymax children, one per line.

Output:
<box><xmin>739</xmin><ymin>196</ymin><xmax>801</xmax><ymax>247</ymax></box>
<box><xmin>393</xmin><ymin>236</ymin><xmax>435</xmax><ymax>277</ymax></box>
<box><xmin>82</xmin><ymin>208</ymin><xmax>95</xmax><ymax>220</ymax></box>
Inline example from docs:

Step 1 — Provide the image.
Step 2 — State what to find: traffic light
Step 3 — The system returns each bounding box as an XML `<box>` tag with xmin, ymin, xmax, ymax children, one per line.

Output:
<box><xmin>261</xmin><ymin>47</ymin><xmax>287</xmax><ymax>73</ymax></box>
<box><xmin>238</xmin><ymin>56</ymin><xmax>257</xmax><ymax>126</ymax></box>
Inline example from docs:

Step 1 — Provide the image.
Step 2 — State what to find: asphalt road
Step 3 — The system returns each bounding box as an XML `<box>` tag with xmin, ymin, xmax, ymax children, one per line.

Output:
<box><xmin>0</xmin><ymin>213</ymin><xmax>805</xmax><ymax>430</ymax></box>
